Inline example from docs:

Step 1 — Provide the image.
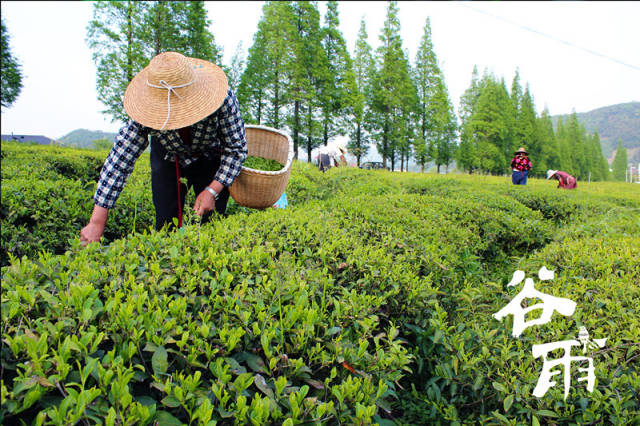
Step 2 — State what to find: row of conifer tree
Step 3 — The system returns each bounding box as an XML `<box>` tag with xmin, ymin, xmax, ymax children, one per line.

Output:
<box><xmin>85</xmin><ymin>1</ymin><xmax>616</xmax><ymax>180</ymax></box>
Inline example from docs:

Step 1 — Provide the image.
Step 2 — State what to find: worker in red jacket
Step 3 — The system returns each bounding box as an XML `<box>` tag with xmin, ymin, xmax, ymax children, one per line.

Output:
<box><xmin>546</xmin><ymin>169</ymin><xmax>577</xmax><ymax>189</ymax></box>
<box><xmin>510</xmin><ymin>147</ymin><xmax>532</xmax><ymax>185</ymax></box>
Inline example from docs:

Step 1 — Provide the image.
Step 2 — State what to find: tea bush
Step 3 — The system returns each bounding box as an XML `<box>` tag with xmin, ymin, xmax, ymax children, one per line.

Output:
<box><xmin>1</xmin><ymin>142</ymin><xmax>105</xmax><ymax>184</ymax></box>
<box><xmin>1</xmin><ymin>142</ymin><xmax>155</xmax><ymax>266</ymax></box>
<box><xmin>1</xmin><ymin>143</ymin><xmax>639</xmax><ymax>424</ymax></box>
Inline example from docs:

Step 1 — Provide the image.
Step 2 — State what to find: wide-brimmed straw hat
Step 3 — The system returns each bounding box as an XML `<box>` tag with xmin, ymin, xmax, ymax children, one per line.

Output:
<box><xmin>514</xmin><ymin>147</ymin><xmax>528</xmax><ymax>155</ymax></box>
<box><xmin>546</xmin><ymin>169</ymin><xmax>558</xmax><ymax>179</ymax></box>
<box><xmin>123</xmin><ymin>52</ymin><xmax>228</xmax><ymax>130</ymax></box>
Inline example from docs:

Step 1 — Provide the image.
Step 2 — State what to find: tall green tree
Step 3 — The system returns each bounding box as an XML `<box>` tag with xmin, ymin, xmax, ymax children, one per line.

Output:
<box><xmin>289</xmin><ymin>1</ymin><xmax>327</xmax><ymax>160</ymax></box>
<box><xmin>535</xmin><ymin>108</ymin><xmax>559</xmax><ymax>174</ymax></box>
<box><xmin>583</xmin><ymin>127</ymin><xmax>598</xmax><ymax>181</ymax></box>
<box><xmin>227</xmin><ymin>42</ymin><xmax>245</xmax><ymax>93</ymax></box>
<box><xmin>86</xmin><ymin>0</ymin><xmax>148</xmax><ymax>123</ymax></box>
<box><xmin>588</xmin><ymin>131</ymin><xmax>608</xmax><ymax>181</ymax></box>
<box><xmin>509</xmin><ymin>69</ymin><xmax>523</xmax><ymax>152</ymax></box>
<box><xmin>179</xmin><ymin>1</ymin><xmax>222</xmax><ymax>63</ymax></box>
<box><xmin>566</xmin><ymin>112</ymin><xmax>586</xmax><ymax>179</ymax></box>
<box><xmin>261</xmin><ymin>1</ymin><xmax>296</xmax><ymax>129</ymax></box>
<box><xmin>239</xmin><ymin>1</ymin><xmax>296</xmax><ymax>128</ymax></box>
<box><xmin>431</xmin><ymin>77</ymin><xmax>457</xmax><ymax>173</ymax></box>
<box><xmin>457</xmin><ymin>66</ymin><xmax>482</xmax><ymax>173</ymax></box>
<box><xmin>515</xmin><ymin>85</ymin><xmax>538</xmax><ymax>175</ymax></box>
<box><xmin>413</xmin><ymin>18</ymin><xmax>441</xmax><ymax>172</ymax></box>
<box><xmin>611</xmin><ymin>140</ymin><xmax>628</xmax><ymax>181</ymax></box>
<box><xmin>237</xmin><ymin>29</ymin><xmax>269</xmax><ymax>124</ymax></box>
<box><xmin>1</xmin><ymin>17</ymin><xmax>23</xmax><ymax>109</ymax></box>
<box><xmin>496</xmin><ymin>77</ymin><xmax>515</xmax><ymax>169</ymax></box>
<box><xmin>319</xmin><ymin>1</ymin><xmax>356</xmax><ymax>147</ymax></box>
<box><xmin>142</xmin><ymin>1</ymin><xmax>172</xmax><ymax>56</ymax></box>
<box><xmin>87</xmin><ymin>1</ymin><xmax>220</xmax><ymax>124</ymax></box>
<box><xmin>469</xmin><ymin>73</ymin><xmax>510</xmax><ymax>174</ymax></box>
<box><xmin>394</xmin><ymin>50</ymin><xmax>419</xmax><ymax>172</ymax></box>
<box><xmin>555</xmin><ymin>116</ymin><xmax>572</xmax><ymax>172</ymax></box>
<box><xmin>348</xmin><ymin>18</ymin><xmax>374</xmax><ymax>166</ymax></box>
<box><xmin>140</xmin><ymin>1</ymin><xmax>220</xmax><ymax>61</ymax></box>
<box><xmin>370</xmin><ymin>1</ymin><xmax>415</xmax><ymax>169</ymax></box>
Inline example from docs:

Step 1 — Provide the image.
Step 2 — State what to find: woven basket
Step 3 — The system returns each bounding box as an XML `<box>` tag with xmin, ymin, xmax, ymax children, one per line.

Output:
<box><xmin>229</xmin><ymin>125</ymin><xmax>294</xmax><ymax>209</ymax></box>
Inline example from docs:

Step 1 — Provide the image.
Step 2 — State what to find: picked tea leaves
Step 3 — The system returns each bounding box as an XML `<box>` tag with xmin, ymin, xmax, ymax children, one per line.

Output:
<box><xmin>243</xmin><ymin>156</ymin><xmax>283</xmax><ymax>171</ymax></box>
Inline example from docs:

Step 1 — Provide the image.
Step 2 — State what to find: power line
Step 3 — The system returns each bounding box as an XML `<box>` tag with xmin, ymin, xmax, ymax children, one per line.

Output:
<box><xmin>457</xmin><ymin>3</ymin><xmax>640</xmax><ymax>72</ymax></box>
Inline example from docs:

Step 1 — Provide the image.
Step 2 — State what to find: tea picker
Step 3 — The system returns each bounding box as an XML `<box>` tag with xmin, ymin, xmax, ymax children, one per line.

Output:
<box><xmin>80</xmin><ymin>51</ymin><xmax>248</xmax><ymax>244</ymax></box>
<box><xmin>317</xmin><ymin>144</ymin><xmax>347</xmax><ymax>172</ymax></box>
<box><xmin>510</xmin><ymin>147</ymin><xmax>532</xmax><ymax>185</ymax></box>
<box><xmin>546</xmin><ymin>169</ymin><xmax>578</xmax><ymax>189</ymax></box>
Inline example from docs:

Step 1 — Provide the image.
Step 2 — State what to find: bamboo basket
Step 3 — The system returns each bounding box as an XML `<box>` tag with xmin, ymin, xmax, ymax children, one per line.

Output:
<box><xmin>229</xmin><ymin>125</ymin><xmax>294</xmax><ymax>209</ymax></box>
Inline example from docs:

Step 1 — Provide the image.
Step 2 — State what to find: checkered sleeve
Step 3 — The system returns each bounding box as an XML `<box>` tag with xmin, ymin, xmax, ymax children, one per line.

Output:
<box><xmin>93</xmin><ymin>120</ymin><xmax>149</xmax><ymax>209</ymax></box>
<box><xmin>215</xmin><ymin>89</ymin><xmax>248</xmax><ymax>187</ymax></box>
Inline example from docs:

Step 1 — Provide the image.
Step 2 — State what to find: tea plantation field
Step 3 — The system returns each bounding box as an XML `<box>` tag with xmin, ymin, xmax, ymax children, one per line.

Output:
<box><xmin>1</xmin><ymin>141</ymin><xmax>639</xmax><ymax>425</ymax></box>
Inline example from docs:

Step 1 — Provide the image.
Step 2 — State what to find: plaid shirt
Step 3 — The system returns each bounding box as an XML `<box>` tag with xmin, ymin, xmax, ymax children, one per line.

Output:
<box><xmin>94</xmin><ymin>88</ymin><xmax>247</xmax><ymax>209</ymax></box>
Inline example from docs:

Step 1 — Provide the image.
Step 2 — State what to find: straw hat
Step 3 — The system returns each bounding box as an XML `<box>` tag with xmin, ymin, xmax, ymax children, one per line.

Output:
<box><xmin>546</xmin><ymin>169</ymin><xmax>558</xmax><ymax>179</ymax></box>
<box><xmin>514</xmin><ymin>147</ymin><xmax>528</xmax><ymax>155</ymax></box>
<box><xmin>123</xmin><ymin>52</ymin><xmax>228</xmax><ymax>130</ymax></box>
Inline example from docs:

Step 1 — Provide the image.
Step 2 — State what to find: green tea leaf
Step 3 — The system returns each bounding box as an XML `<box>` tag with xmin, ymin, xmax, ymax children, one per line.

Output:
<box><xmin>235</xmin><ymin>351</ymin><xmax>267</xmax><ymax>374</ymax></box>
<box><xmin>532</xmin><ymin>414</ymin><xmax>540</xmax><ymax>426</ymax></box>
<box><xmin>152</xmin><ymin>346</ymin><xmax>168</xmax><ymax>376</ymax></box>
<box><xmin>492</xmin><ymin>382</ymin><xmax>507</xmax><ymax>393</ymax></box>
<box><xmin>254</xmin><ymin>374</ymin><xmax>274</xmax><ymax>399</ymax></box>
<box><xmin>327</xmin><ymin>326</ymin><xmax>341</xmax><ymax>336</ymax></box>
<box><xmin>155</xmin><ymin>411</ymin><xmax>183</xmax><ymax>425</ymax></box>
<box><xmin>503</xmin><ymin>394</ymin><xmax>514</xmax><ymax>412</ymax></box>
<box><xmin>535</xmin><ymin>410</ymin><xmax>559</xmax><ymax>418</ymax></box>
<box><xmin>161</xmin><ymin>395</ymin><xmax>181</xmax><ymax>408</ymax></box>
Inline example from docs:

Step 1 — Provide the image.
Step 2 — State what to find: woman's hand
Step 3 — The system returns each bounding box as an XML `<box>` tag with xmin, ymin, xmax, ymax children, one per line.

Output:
<box><xmin>193</xmin><ymin>189</ymin><xmax>216</xmax><ymax>216</ymax></box>
<box><xmin>194</xmin><ymin>181</ymin><xmax>223</xmax><ymax>216</ymax></box>
<box><xmin>80</xmin><ymin>222</ymin><xmax>106</xmax><ymax>245</ymax></box>
<box><xmin>80</xmin><ymin>205</ymin><xmax>108</xmax><ymax>245</ymax></box>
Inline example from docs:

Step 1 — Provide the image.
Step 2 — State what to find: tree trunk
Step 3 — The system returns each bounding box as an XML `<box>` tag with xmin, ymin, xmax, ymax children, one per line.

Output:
<box><xmin>356</xmin><ymin>122</ymin><xmax>361</xmax><ymax>167</ymax></box>
<box><xmin>293</xmin><ymin>99</ymin><xmax>300</xmax><ymax>159</ymax></box>
<box><xmin>382</xmin><ymin>115</ymin><xmax>389</xmax><ymax>168</ymax></box>
<box><xmin>323</xmin><ymin>117</ymin><xmax>328</xmax><ymax>146</ymax></box>
<box><xmin>306</xmin><ymin>102</ymin><xmax>313</xmax><ymax>162</ymax></box>
<box><xmin>273</xmin><ymin>66</ymin><xmax>279</xmax><ymax>128</ymax></box>
<box><xmin>154</xmin><ymin>4</ymin><xmax>161</xmax><ymax>55</ymax></box>
<box><xmin>257</xmin><ymin>94</ymin><xmax>262</xmax><ymax>124</ymax></box>
<box><xmin>126</xmin><ymin>1</ymin><xmax>133</xmax><ymax>81</ymax></box>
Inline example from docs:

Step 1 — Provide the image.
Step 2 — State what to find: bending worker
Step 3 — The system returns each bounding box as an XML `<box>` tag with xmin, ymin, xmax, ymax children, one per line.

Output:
<box><xmin>546</xmin><ymin>169</ymin><xmax>577</xmax><ymax>189</ymax></box>
<box><xmin>80</xmin><ymin>51</ymin><xmax>247</xmax><ymax>244</ymax></box>
<box><xmin>317</xmin><ymin>144</ymin><xmax>347</xmax><ymax>172</ymax></box>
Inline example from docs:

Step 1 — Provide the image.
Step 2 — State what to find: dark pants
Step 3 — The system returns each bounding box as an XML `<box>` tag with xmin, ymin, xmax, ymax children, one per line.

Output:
<box><xmin>512</xmin><ymin>170</ymin><xmax>528</xmax><ymax>185</ymax></box>
<box><xmin>150</xmin><ymin>137</ymin><xmax>229</xmax><ymax>231</ymax></box>
<box><xmin>319</xmin><ymin>153</ymin><xmax>331</xmax><ymax>172</ymax></box>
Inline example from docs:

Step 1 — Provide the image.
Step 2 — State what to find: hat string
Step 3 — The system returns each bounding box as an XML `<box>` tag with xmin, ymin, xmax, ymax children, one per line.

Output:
<box><xmin>146</xmin><ymin>79</ymin><xmax>194</xmax><ymax>130</ymax></box>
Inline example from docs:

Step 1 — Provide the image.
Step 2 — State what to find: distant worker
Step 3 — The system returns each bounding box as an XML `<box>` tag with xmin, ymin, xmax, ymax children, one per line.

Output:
<box><xmin>510</xmin><ymin>147</ymin><xmax>532</xmax><ymax>185</ymax></box>
<box><xmin>546</xmin><ymin>169</ymin><xmax>577</xmax><ymax>189</ymax></box>
<box><xmin>317</xmin><ymin>144</ymin><xmax>347</xmax><ymax>172</ymax></box>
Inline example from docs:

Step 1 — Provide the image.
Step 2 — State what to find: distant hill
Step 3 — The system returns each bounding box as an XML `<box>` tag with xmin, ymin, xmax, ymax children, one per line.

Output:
<box><xmin>551</xmin><ymin>101</ymin><xmax>640</xmax><ymax>163</ymax></box>
<box><xmin>59</xmin><ymin>129</ymin><xmax>118</xmax><ymax>148</ymax></box>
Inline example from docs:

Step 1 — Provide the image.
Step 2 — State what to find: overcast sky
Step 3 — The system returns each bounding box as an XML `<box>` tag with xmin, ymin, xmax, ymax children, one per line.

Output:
<box><xmin>1</xmin><ymin>1</ymin><xmax>639</xmax><ymax>140</ymax></box>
